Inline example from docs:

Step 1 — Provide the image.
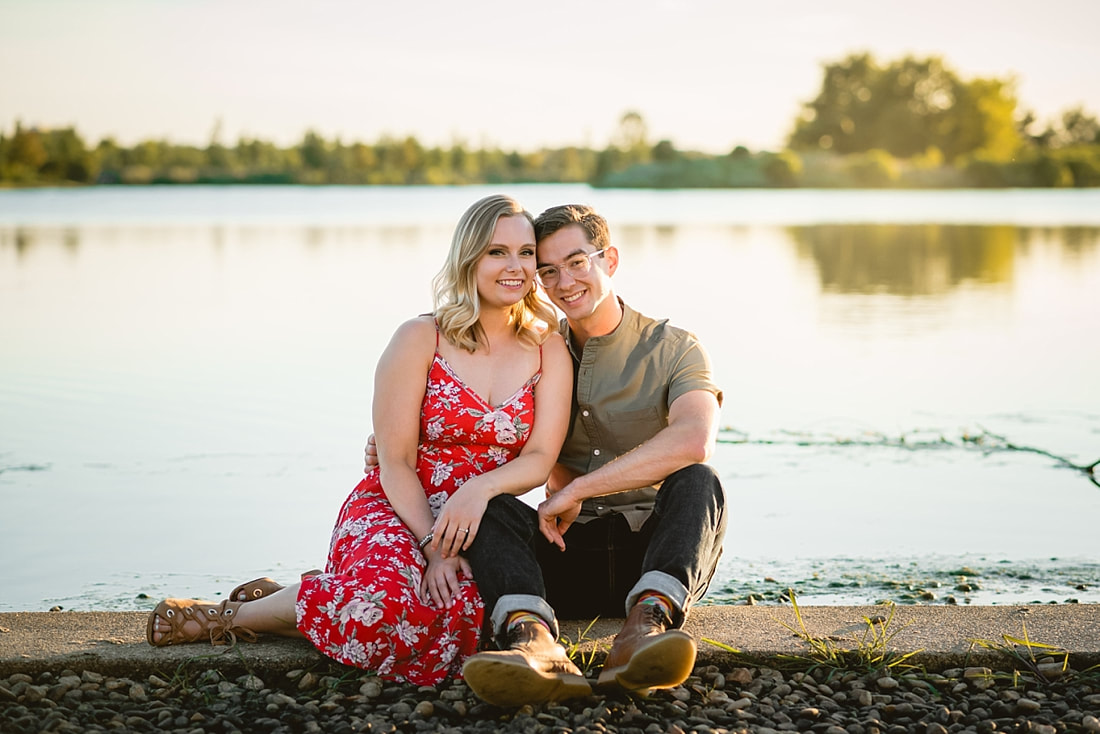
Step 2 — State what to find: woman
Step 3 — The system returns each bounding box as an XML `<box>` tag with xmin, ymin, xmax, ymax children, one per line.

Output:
<box><xmin>147</xmin><ymin>194</ymin><xmax>573</xmax><ymax>685</ymax></box>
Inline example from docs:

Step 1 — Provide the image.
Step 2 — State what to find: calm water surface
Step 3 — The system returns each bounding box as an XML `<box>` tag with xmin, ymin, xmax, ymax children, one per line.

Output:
<box><xmin>2</xmin><ymin>185</ymin><xmax>1099</xmax><ymax>612</ymax></box>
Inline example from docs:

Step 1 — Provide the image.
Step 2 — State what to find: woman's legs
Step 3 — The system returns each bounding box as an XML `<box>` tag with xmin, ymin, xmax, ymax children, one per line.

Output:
<box><xmin>149</xmin><ymin>582</ymin><xmax>303</xmax><ymax>644</ymax></box>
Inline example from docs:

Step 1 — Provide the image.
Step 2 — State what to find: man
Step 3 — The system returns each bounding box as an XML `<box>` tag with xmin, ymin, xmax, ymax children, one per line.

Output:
<box><xmin>459</xmin><ymin>204</ymin><xmax>727</xmax><ymax>706</ymax></box>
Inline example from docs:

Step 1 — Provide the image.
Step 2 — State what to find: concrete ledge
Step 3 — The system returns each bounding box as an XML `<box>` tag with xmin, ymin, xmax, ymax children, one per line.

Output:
<box><xmin>2</xmin><ymin>605</ymin><xmax>1098</xmax><ymax>679</ymax></box>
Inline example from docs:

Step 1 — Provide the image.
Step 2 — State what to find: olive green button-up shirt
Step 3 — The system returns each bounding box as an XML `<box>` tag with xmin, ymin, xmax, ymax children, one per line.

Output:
<box><xmin>558</xmin><ymin>300</ymin><xmax>723</xmax><ymax>530</ymax></box>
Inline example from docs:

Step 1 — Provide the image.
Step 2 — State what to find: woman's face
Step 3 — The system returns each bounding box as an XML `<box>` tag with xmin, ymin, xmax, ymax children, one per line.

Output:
<box><xmin>475</xmin><ymin>215</ymin><xmax>537</xmax><ymax>310</ymax></box>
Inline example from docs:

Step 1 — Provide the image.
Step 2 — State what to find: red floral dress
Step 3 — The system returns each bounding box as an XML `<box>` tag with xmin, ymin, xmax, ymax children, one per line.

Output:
<box><xmin>295</xmin><ymin>349</ymin><xmax>540</xmax><ymax>685</ymax></box>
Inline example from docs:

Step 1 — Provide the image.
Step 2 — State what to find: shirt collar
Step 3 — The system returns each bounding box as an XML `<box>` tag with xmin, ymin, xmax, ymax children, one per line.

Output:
<box><xmin>560</xmin><ymin>298</ymin><xmax>635</xmax><ymax>361</ymax></box>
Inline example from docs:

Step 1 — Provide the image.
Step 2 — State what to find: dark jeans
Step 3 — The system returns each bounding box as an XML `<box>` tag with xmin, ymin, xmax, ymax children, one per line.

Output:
<box><xmin>466</xmin><ymin>464</ymin><xmax>727</xmax><ymax>631</ymax></box>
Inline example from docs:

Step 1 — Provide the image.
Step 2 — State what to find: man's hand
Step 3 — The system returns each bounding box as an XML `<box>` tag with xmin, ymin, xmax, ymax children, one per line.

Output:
<box><xmin>537</xmin><ymin>485</ymin><xmax>583</xmax><ymax>552</ymax></box>
<box><xmin>364</xmin><ymin>434</ymin><xmax>378</xmax><ymax>473</ymax></box>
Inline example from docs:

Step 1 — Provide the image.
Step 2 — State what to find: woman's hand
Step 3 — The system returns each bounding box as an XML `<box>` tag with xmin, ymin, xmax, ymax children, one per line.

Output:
<box><xmin>429</xmin><ymin>480</ymin><xmax>489</xmax><ymax>558</ymax></box>
<box><xmin>419</xmin><ymin>548</ymin><xmax>473</xmax><ymax>609</ymax></box>
<box><xmin>363</xmin><ymin>434</ymin><xmax>378</xmax><ymax>473</ymax></box>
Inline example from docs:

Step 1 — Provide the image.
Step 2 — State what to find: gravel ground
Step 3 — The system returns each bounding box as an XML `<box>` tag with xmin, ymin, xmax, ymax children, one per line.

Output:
<box><xmin>3</xmin><ymin>662</ymin><xmax>1099</xmax><ymax>734</ymax></box>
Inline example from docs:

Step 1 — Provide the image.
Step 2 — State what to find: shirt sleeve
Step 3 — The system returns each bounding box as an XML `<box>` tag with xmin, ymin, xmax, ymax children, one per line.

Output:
<box><xmin>667</xmin><ymin>336</ymin><xmax>723</xmax><ymax>408</ymax></box>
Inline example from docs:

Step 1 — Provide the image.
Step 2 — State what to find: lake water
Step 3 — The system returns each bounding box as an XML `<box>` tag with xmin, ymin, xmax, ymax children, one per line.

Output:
<box><xmin>2</xmin><ymin>185</ymin><xmax>1099</xmax><ymax>612</ymax></box>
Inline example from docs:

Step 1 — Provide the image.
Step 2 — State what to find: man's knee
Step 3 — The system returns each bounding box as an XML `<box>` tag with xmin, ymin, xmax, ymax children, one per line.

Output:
<box><xmin>660</xmin><ymin>464</ymin><xmax>724</xmax><ymax>504</ymax></box>
<box><xmin>484</xmin><ymin>492</ymin><xmax>526</xmax><ymax>516</ymax></box>
<box><xmin>480</xmin><ymin>493</ymin><xmax>538</xmax><ymax>534</ymax></box>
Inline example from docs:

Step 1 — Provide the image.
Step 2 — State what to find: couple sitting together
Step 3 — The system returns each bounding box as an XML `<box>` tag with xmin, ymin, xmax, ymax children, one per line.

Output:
<box><xmin>147</xmin><ymin>195</ymin><xmax>728</xmax><ymax>707</ymax></box>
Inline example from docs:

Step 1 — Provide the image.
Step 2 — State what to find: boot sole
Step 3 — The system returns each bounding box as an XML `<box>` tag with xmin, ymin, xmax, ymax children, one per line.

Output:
<box><xmin>463</xmin><ymin>655</ymin><xmax>591</xmax><ymax>707</ymax></box>
<box><xmin>597</xmin><ymin>630</ymin><xmax>696</xmax><ymax>692</ymax></box>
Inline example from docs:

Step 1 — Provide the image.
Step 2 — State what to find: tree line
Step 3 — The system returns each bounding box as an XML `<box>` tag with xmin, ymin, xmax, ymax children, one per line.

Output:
<box><xmin>3</xmin><ymin>53</ymin><xmax>1099</xmax><ymax>189</ymax></box>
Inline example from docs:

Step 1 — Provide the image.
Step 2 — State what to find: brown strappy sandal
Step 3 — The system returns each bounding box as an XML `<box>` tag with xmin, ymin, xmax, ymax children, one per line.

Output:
<box><xmin>146</xmin><ymin>599</ymin><xmax>258</xmax><ymax>647</ymax></box>
<box><xmin>230</xmin><ymin>577</ymin><xmax>283</xmax><ymax>602</ymax></box>
<box><xmin>229</xmin><ymin>569</ymin><xmax>323</xmax><ymax>603</ymax></box>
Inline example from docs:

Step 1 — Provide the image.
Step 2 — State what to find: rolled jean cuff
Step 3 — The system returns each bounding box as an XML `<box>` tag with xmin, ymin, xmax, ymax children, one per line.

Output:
<box><xmin>626</xmin><ymin>571</ymin><xmax>690</xmax><ymax>626</ymax></box>
<box><xmin>490</xmin><ymin>594</ymin><xmax>559</xmax><ymax>640</ymax></box>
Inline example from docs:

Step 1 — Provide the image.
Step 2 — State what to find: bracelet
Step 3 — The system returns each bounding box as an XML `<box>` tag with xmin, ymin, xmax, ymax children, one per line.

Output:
<box><xmin>418</xmin><ymin>532</ymin><xmax>434</xmax><ymax>551</ymax></box>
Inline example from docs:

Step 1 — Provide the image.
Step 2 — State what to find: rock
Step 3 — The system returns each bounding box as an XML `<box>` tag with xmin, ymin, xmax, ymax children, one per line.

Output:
<box><xmin>239</xmin><ymin>675</ymin><xmax>265</xmax><ymax>691</ymax></box>
<box><xmin>1037</xmin><ymin>661</ymin><xmax>1066</xmax><ymax>679</ymax></box>
<box><xmin>962</xmin><ymin>667</ymin><xmax>991</xmax><ymax>679</ymax></box>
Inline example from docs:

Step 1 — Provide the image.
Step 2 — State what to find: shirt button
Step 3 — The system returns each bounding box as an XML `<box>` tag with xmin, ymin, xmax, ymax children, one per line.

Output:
<box><xmin>582</xmin><ymin>410</ymin><xmax>590</xmax><ymax>417</ymax></box>
<box><xmin>593</xmin><ymin>449</ymin><xmax>601</xmax><ymax>456</ymax></box>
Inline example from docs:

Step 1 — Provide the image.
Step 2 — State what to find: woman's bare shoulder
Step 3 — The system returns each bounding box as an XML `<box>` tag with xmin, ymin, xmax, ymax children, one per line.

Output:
<box><xmin>384</xmin><ymin>315</ymin><xmax>438</xmax><ymax>356</ymax></box>
<box><xmin>540</xmin><ymin>331</ymin><xmax>571</xmax><ymax>368</ymax></box>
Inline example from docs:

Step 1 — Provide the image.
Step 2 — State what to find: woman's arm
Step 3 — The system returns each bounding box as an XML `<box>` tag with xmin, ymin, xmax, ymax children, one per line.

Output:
<box><xmin>372</xmin><ymin>316</ymin><xmax>437</xmax><ymax>545</ymax></box>
<box><xmin>430</xmin><ymin>332</ymin><xmax>573</xmax><ymax>557</ymax></box>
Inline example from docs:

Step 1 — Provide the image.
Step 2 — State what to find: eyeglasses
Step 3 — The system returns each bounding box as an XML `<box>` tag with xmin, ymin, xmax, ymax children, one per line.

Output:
<box><xmin>535</xmin><ymin>249</ymin><xmax>607</xmax><ymax>288</ymax></box>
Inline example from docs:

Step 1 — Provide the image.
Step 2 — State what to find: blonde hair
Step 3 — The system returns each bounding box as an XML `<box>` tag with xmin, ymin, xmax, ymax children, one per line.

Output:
<box><xmin>433</xmin><ymin>195</ymin><xmax>558</xmax><ymax>353</ymax></box>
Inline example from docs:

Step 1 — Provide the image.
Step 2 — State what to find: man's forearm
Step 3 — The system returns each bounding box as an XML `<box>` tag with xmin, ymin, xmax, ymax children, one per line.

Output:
<box><xmin>563</xmin><ymin>422</ymin><xmax>709</xmax><ymax>502</ymax></box>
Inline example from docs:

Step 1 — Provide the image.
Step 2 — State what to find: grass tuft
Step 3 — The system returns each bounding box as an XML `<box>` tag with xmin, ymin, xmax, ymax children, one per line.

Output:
<box><xmin>771</xmin><ymin>589</ymin><xmax>922</xmax><ymax>676</ymax></box>
<box><xmin>558</xmin><ymin>617</ymin><xmax>605</xmax><ymax>677</ymax></box>
<box><xmin>967</xmin><ymin>621</ymin><xmax>1089</xmax><ymax>687</ymax></box>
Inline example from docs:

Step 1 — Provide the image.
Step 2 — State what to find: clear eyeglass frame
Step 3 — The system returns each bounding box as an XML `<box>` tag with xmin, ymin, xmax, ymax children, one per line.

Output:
<box><xmin>535</xmin><ymin>249</ymin><xmax>607</xmax><ymax>288</ymax></box>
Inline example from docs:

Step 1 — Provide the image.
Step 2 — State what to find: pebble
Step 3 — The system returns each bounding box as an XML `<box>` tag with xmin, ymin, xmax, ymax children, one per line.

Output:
<box><xmin>1</xmin><ymin>663</ymin><xmax>1096</xmax><ymax>733</ymax></box>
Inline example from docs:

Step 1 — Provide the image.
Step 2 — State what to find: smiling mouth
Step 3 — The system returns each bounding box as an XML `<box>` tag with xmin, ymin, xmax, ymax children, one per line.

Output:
<box><xmin>561</xmin><ymin>290</ymin><xmax>585</xmax><ymax>304</ymax></box>
<box><xmin>498</xmin><ymin>279</ymin><xmax>524</xmax><ymax>287</ymax></box>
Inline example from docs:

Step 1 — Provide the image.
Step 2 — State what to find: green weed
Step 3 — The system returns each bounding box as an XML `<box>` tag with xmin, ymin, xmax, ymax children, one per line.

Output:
<box><xmin>700</xmin><ymin>637</ymin><xmax>742</xmax><ymax>655</ymax></box>
<box><xmin>968</xmin><ymin>621</ymin><xmax>1080</xmax><ymax>687</ymax></box>
<box><xmin>772</xmin><ymin>589</ymin><xmax>922</xmax><ymax>676</ymax></box>
<box><xmin>559</xmin><ymin>618</ymin><xmax>605</xmax><ymax>676</ymax></box>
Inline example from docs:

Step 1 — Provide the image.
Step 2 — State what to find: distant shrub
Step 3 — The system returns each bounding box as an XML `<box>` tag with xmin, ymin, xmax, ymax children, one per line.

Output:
<box><xmin>1031</xmin><ymin>154</ymin><xmax>1074</xmax><ymax>188</ymax></box>
<box><xmin>845</xmin><ymin>149</ymin><xmax>900</xmax><ymax>187</ymax></box>
<box><xmin>1060</xmin><ymin>148</ymin><xmax>1100</xmax><ymax>186</ymax></box>
<box><xmin>762</xmin><ymin>151</ymin><xmax>802</xmax><ymax>187</ymax></box>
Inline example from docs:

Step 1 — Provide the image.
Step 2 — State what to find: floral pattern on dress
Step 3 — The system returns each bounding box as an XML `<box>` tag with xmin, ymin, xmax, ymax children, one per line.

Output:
<box><xmin>296</xmin><ymin>352</ymin><xmax>540</xmax><ymax>685</ymax></box>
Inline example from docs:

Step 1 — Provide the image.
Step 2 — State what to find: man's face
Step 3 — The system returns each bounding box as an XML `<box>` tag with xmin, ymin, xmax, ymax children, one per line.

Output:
<box><xmin>536</xmin><ymin>224</ymin><xmax>617</xmax><ymax>324</ymax></box>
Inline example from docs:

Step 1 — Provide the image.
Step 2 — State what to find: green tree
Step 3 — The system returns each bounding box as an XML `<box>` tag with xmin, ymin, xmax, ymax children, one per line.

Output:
<box><xmin>845</xmin><ymin>149</ymin><xmax>900</xmax><ymax>187</ymax></box>
<box><xmin>4</xmin><ymin>123</ymin><xmax>49</xmax><ymax>181</ymax></box>
<box><xmin>206</xmin><ymin>118</ymin><xmax>233</xmax><ymax>172</ymax></box>
<box><xmin>299</xmin><ymin>130</ymin><xmax>328</xmax><ymax>170</ymax></box>
<box><xmin>652</xmin><ymin>139</ymin><xmax>678</xmax><ymax>162</ymax></box>
<box><xmin>38</xmin><ymin>127</ymin><xmax>95</xmax><ymax>182</ymax></box>
<box><xmin>941</xmin><ymin>77</ymin><xmax>1020</xmax><ymax>161</ymax></box>
<box><xmin>762</xmin><ymin>150</ymin><xmax>802</xmax><ymax>186</ymax></box>
<box><xmin>789</xmin><ymin>53</ymin><xmax>1022</xmax><ymax>162</ymax></box>
<box><xmin>1054</xmin><ymin>107</ymin><xmax>1100</xmax><ymax>147</ymax></box>
<box><xmin>614</xmin><ymin>110</ymin><xmax>650</xmax><ymax>166</ymax></box>
<box><xmin>93</xmin><ymin>138</ymin><xmax>125</xmax><ymax>183</ymax></box>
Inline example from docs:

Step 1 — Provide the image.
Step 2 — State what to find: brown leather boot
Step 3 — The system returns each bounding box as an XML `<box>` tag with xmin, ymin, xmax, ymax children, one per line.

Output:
<box><xmin>462</xmin><ymin>620</ymin><xmax>591</xmax><ymax>706</ymax></box>
<box><xmin>596</xmin><ymin>601</ymin><xmax>696</xmax><ymax>693</ymax></box>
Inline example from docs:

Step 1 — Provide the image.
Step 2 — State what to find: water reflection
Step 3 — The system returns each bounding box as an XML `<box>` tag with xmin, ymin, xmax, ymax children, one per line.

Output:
<box><xmin>3</xmin><ymin>189</ymin><xmax>1100</xmax><ymax>611</ymax></box>
<box><xmin>2</xmin><ymin>226</ymin><xmax>83</xmax><ymax>257</ymax></box>
<box><xmin>1020</xmin><ymin>225</ymin><xmax>1100</xmax><ymax>258</ymax></box>
<box><xmin>789</xmin><ymin>224</ymin><xmax>1025</xmax><ymax>295</ymax></box>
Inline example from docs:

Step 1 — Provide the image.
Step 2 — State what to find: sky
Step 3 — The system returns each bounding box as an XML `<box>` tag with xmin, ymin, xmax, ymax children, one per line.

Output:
<box><xmin>2</xmin><ymin>0</ymin><xmax>1099</xmax><ymax>154</ymax></box>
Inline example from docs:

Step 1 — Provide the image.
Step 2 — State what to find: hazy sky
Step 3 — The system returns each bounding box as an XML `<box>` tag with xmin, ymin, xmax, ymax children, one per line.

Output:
<box><xmin>2</xmin><ymin>0</ymin><xmax>1098</xmax><ymax>153</ymax></box>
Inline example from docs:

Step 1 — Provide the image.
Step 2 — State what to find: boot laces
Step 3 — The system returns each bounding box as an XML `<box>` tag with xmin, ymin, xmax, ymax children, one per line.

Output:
<box><xmin>640</xmin><ymin>602</ymin><xmax>672</xmax><ymax>631</ymax></box>
<box><xmin>501</xmin><ymin>619</ymin><xmax>543</xmax><ymax>650</ymax></box>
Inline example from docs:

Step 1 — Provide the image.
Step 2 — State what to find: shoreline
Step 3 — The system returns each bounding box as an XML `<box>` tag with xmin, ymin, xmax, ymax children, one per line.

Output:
<box><xmin>3</xmin><ymin>606</ymin><xmax>1099</xmax><ymax>733</ymax></box>
<box><xmin>3</xmin><ymin>605</ymin><xmax>1099</xmax><ymax>679</ymax></box>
